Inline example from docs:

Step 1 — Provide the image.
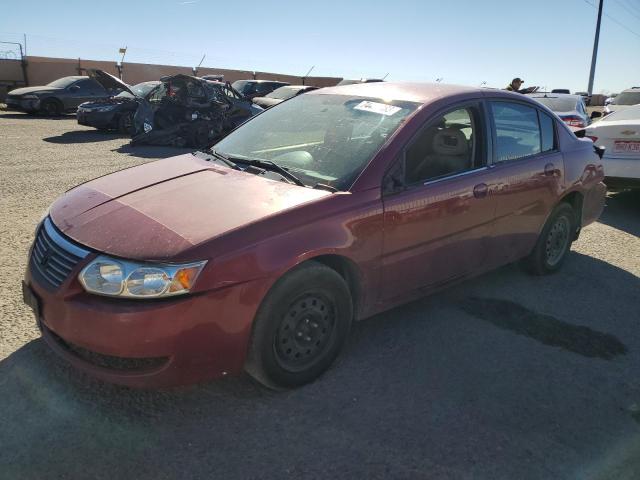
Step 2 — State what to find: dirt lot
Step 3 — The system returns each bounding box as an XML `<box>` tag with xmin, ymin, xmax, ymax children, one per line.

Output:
<box><xmin>1</xmin><ymin>111</ymin><xmax>639</xmax><ymax>480</ymax></box>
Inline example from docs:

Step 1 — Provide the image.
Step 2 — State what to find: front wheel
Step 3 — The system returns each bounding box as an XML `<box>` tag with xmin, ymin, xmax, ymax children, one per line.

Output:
<box><xmin>524</xmin><ymin>203</ymin><xmax>576</xmax><ymax>275</ymax></box>
<box><xmin>40</xmin><ymin>99</ymin><xmax>61</xmax><ymax>117</ymax></box>
<box><xmin>245</xmin><ymin>261</ymin><xmax>353</xmax><ymax>389</ymax></box>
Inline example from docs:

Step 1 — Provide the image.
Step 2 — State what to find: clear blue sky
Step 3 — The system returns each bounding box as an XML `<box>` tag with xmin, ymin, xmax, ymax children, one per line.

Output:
<box><xmin>1</xmin><ymin>0</ymin><xmax>638</xmax><ymax>93</ymax></box>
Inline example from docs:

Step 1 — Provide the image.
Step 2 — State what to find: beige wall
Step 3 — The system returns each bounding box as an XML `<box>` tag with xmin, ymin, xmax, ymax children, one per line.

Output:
<box><xmin>0</xmin><ymin>56</ymin><xmax>342</xmax><ymax>95</ymax></box>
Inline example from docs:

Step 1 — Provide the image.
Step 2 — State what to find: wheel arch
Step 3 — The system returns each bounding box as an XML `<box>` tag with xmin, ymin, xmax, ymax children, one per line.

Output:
<box><xmin>306</xmin><ymin>254</ymin><xmax>363</xmax><ymax>319</ymax></box>
<box><xmin>559</xmin><ymin>190</ymin><xmax>584</xmax><ymax>237</ymax></box>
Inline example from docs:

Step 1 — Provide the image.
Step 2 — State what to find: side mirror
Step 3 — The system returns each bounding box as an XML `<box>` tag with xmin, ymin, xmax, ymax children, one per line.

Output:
<box><xmin>590</xmin><ymin>111</ymin><xmax>602</xmax><ymax>119</ymax></box>
<box><xmin>69</xmin><ymin>85</ymin><xmax>81</xmax><ymax>91</ymax></box>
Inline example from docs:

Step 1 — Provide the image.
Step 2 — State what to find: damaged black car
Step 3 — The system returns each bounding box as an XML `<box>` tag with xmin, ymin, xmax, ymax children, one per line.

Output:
<box><xmin>131</xmin><ymin>74</ymin><xmax>263</xmax><ymax>148</ymax></box>
<box><xmin>77</xmin><ymin>71</ymin><xmax>159</xmax><ymax>134</ymax></box>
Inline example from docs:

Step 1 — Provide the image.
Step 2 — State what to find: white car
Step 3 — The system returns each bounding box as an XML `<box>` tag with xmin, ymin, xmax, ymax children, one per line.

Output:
<box><xmin>583</xmin><ymin>104</ymin><xmax>640</xmax><ymax>190</ymax></box>
<box><xmin>604</xmin><ymin>87</ymin><xmax>640</xmax><ymax>115</ymax></box>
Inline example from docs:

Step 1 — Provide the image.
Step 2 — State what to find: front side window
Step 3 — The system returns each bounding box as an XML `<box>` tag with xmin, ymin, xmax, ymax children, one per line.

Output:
<box><xmin>214</xmin><ymin>94</ymin><xmax>419</xmax><ymax>190</ymax></box>
<box><xmin>491</xmin><ymin>101</ymin><xmax>541</xmax><ymax>162</ymax></box>
<box><xmin>405</xmin><ymin>107</ymin><xmax>479</xmax><ymax>184</ymax></box>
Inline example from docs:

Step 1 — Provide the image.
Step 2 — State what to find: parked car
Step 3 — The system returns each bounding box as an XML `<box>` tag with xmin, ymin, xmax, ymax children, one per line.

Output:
<box><xmin>574</xmin><ymin>91</ymin><xmax>591</xmax><ymax>106</ymax></box>
<box><xmin>604</xmin><ymin>87</ymin><xmax>640</xmax><ymax>115</ymax></box>
<box><xmin>77</xmin><ymin>77</ymin><xmax>160</xmax><ymax>133</ymax></box>
<box><xmin>337</xmin><ymin>78</ymin><xmax>384</xmax><ymax>86</ymax></box>
<box><xmin>231</xmin><ymin>79</ymin><xmax>290</xmax><ymax>100</ymax></box>
<box><xmin>252</xmin><ymin>85</ymin><xmax>318</xmax><ymax>109</ymax></box>
<box><xmin>5</xmin><ymin>76</ymin><xmax>117</xmax><ymax>116</ymax></box>
<box><xmin>527</xmin><ymin>93</ymin><xmax>591</xmax><ymax>129</ymax></box>
<box><xmin>578</xmin><ymin>104</ymin><xmax>640</xmax><ymax>190</ymax></box>
<box><xmin>131</xmin><ymin>74</ymin><xmax>262</xmax><ymax>147</ymax></box>
<box><xmin>22</xmin><ymin>82</ymin><xmax>605</xmax><ymax>389</ymax></box>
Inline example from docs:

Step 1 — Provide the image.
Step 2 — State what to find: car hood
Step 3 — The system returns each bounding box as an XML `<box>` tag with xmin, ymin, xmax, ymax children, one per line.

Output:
<box><xmin>8</xmin><ymin>86</ymin><xmax>61</xmax><ymax>96</ymax></box>
<box><xmin>87</xmin><ymin>69</ymin><xmax>134</xmax><ymax>96</ymax></box>
<box><xmin>49</xmin><ymin>153</ymin><xmax>330</xmax><ymax>260</ymax></box>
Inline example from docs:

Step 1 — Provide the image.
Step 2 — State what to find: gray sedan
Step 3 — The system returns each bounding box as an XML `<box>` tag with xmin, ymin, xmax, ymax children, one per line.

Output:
<box><xmin>5</xmin><ymin>76</ymin><xmax>114</xmax><ymax>116</ymax></box>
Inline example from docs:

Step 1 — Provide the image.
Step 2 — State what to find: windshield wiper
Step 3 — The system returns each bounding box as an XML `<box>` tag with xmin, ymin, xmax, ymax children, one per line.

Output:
<box><xmin>198</xmin><ymin>148</ymin><xmax>240</xmax><ymax>170</ymax></box>
<box><xmin>219</xmin><ymin>153</ymin><xmax>306</xmax><ymax>187</ymax></box>
<box><xmin>313</xmin><ymin>183</ymin><xmax>339</xmax><ymax>193</ymax></box>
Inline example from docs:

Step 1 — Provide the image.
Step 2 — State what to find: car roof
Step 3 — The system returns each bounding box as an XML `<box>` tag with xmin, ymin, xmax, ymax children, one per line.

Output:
<box><xmin>235</xmin><ymin>79</ymin><xmax>288</xmax><ymax>84</ymax></box>
<box><xmin>308</xmin><ymin>81</ymin><xmax>483</xmax><ymax>105</ymax></box>
<box><xmin>621</xmin><ymin>87</ymin><xmax>640</xmax><ymax>93</ymax></box>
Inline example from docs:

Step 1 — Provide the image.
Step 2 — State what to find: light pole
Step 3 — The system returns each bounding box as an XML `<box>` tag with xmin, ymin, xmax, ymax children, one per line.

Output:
<box><xmin>116</xmin><ymin>47</ymin><xmax>127</xmax><ymax>80</ymax></box>
<box><xmin>587</xmin><ymin>0</ymin><xmax>604</xmax><ymax>95</ymax></box>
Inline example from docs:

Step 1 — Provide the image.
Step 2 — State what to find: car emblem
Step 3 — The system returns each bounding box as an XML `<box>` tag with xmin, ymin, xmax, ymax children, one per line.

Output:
<box><xmin>621</xmin><ymin>130</ymin><xmax>636</xmax><ymax>135</ymax></box>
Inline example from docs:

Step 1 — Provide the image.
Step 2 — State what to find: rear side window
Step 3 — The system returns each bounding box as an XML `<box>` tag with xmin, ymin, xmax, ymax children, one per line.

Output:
<box><xmin>539</xmin><ymin>111</ymin><xmax>555</xmax><ymax>152</ymax></box>
<box><xmin>490</xmin><ymin>101</ymin><xmax>541</xmax><ymax>162</ymax></box>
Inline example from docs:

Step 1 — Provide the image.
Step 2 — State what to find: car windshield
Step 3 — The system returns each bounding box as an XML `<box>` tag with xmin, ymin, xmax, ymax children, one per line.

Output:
<box><xmin>601</xmin><ymin>104</ymin><xmax>640</xmax><ymax>121</ymax></box>
<box><xmin>46</xmin><ymin>77</ymin><xmax>80</xmax><ymax>88</ymax></box>
<box><xmin>531</xmin><ymin>96</ymin><xmax>577</xmax><ymax>112</ymax></box>
<box><xmin>213</xmin><ymin>93</ymin><xmax>419</xmax><ymax>190</ymax></box>
<box><xmin>232</xmin><ymin>81</ymin><xmax>253</xmax><ymax>95</ymax></box>
<box><xmin>266</xmin><ymin>86</ymin><xmax>301</xmax><ymax>100</ymax></box>
<box><xmin>116</xmin><ymin>82</ymin><xmax>159</xmax><ymax>99</ymax></box>
<box><xmin>612</xmin><ymin>91</ymin><xmax>640</xmax><ymax>105</ymax></box>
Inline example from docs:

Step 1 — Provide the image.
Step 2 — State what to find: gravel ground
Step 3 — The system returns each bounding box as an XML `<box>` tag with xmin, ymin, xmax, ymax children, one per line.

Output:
<box><xmin>0</xmin><ymin>111</ymin><xmax>639</xmax><ymax>480</ymax></box>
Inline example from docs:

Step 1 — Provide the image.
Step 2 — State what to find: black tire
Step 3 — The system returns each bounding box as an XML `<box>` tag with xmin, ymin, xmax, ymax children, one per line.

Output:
<box><xmin>40</xmin><ymin>99</ymin><xmax>61</xmax><ymax>117</ymax></box>
<box><xmin>117</xmin><ymin>111</ymin><xmax>134</xmax><ymax>134</ymax></box>
<box><xmin>245</xmin><ymin>261</ymin><xmax>353</xmax><ymax>389</ymax></box>
<box><xmin>524</xmin><ymin>203</ymin><xmax>576</xmax><ymax>275</ymax></box>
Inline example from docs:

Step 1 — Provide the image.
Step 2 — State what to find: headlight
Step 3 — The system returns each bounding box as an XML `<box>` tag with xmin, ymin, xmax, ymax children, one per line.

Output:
<box><xmin>22</xmin><ymin>95</ymin><xmax>38</xmax><ymax>100</ymax></box>
<box><xmin>95</xmin><ymin>105</ymin><xmax>116</xmax><ymax>112</ymax></box>
<box><xmin>79</xmin><ymin>255</ymin><xmax>207</xmax><ymax>298</ymax></box>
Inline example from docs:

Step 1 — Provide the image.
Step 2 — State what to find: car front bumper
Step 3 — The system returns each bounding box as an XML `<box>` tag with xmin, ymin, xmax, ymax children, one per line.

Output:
<box><xmin>23</xmin><ymin>260</ymin><xmax>271</xmax><ymax>388</ymax></box>
<box><xmin>5</xmin><ymin>97</ymin><xmax>40</xmax><ymax>112</ymax></box>
<box><xmin>76</xmin><ymin>109</ymin><xmax>118</xmax><ymax>129</ymax></box>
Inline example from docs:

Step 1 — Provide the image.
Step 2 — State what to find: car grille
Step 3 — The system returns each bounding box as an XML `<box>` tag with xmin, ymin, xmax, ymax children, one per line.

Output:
<box><xmin>30</xmin><ymin>217</ymin><xmax>90</xmax><ymax>289</ymax></box>
<box><xmin>46</xmin><ymin>325</ymin><xmax>169</xmax><ymax>372</ymax></box>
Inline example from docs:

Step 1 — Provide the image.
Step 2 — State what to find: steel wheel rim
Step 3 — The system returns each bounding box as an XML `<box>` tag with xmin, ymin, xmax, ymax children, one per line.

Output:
<box><xmin>273</xmin><ymin>293</ymin><xmax>336</xmax><ymax>372</ymax></box>
<box><xmin>545</xmin><ymin>215</ymin><xmax>571</xmax><ymax>266</ymax></box>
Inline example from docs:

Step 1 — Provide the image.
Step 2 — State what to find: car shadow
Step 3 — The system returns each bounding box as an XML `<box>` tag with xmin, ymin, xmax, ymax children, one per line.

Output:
<box><xmin>599</xmin><ymin>190</ymin><xmax>640</xmax><ymax>237</ymax></box>
<box><xmin>1</xmin><ymin>252</ymin><xmax>639</xmax><ymax>479</ymax></box>
<box><xmin>0</xmin><ymin>112</ymin><xmax>76</xmax><ymax>120</ymax></box>
<box><xmin>114</xmin><ymin>143</ymin><xmax>193</xmax><ymax>159</ymax></box>
<box><xmin>43</xmin><ymin>130</ymin><xmax>127</xmax><ymax>144</ymax></box>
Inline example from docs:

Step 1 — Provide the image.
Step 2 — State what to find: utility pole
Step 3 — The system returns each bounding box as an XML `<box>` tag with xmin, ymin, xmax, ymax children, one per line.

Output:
<box><xmin>587</xmin><ymin>0</ymin><xmax>604</xmax><ymax>95</ymax></box>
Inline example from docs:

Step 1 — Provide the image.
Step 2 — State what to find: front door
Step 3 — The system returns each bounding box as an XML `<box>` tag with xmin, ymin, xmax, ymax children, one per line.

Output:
<box><xmin>381</xmin><ymin>103</ymin><xmax>499</xmax><ymax>301</ymax></box>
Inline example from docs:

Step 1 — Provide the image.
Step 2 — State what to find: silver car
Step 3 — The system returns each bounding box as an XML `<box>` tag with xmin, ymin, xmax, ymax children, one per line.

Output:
<box><xmin>527</xmin><ymin>93</ymin><xmax>591</xmax><ymax>129</ymax></box>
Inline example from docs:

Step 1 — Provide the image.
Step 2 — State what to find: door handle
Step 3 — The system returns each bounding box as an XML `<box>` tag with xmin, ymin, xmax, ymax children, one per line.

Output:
<box><xmin>544</xmin><ymin>163</ymin><xmax>556</xmax><ymax>176</ymax></box>
<box><xmin>473</xmin><ymin>183</ymin><xmax>488</xmax><ymax>198</ymax></box>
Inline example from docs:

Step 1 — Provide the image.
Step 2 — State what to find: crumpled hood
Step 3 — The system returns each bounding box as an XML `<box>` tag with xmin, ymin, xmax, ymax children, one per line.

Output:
<box><xmin>49</xmin><ymin>154</ymin><xmax>329</xmax><ymax>260</ymax></box>
<box><xmin>8</xmin><ymin>86</ymin><xmax>61</xmax><ymax>96</ymax></box>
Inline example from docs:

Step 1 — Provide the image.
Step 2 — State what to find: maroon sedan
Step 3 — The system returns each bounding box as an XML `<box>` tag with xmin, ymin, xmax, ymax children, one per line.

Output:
<box><xmin>22</xmin><ymin>82</ymin><xmax>606</xmax><ymax>389</ymax></box>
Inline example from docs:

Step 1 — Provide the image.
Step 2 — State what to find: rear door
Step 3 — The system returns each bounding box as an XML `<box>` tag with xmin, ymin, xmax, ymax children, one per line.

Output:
<box><xmin>484</xmin><ymin>100</ymin><xmax>564</xmax><ymax>266</ymax></box>
<box><xmin>380</xmin><ymin>101</ymin><xmax>499</xmax><ymax>301</ymax></box>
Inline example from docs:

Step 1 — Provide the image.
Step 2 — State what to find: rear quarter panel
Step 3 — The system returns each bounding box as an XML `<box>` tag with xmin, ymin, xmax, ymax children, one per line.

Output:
<box><xmin>558</xmin><ymin>125</ymin><xmax>605</xmax><ymax>226</ymax></box>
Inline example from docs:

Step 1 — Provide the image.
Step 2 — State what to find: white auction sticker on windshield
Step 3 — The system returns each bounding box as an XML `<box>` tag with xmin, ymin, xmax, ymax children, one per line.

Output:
<box><xmin>353</xmin><ymin>101</ymin><xmax>401</xmax><ymax>116</ymax></box>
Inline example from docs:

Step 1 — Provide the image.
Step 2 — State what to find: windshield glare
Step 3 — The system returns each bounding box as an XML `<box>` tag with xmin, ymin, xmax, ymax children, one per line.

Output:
<box><xmin>602</xmin><ymin>104</ymin><xmax>640</xmax><ymax>121</ymax></box>
<box><xmin>116</xmin><ymin>82</ymin><xmax>159</xmax><ymax>98</ymax></box>
<box><xmin>46</xmin><ymin>77</ymin><xmax>79</xmax><ymax>88</ymax></box>
<box><xmin>531</xmin><ymin>96</ymin><xmax>577</xmax><ymax>112</ymax></box>
<box><xmin>266</xmin><ymin>87</ymin><xmax>300</xmax><ymax>100</ymax></box>
<box><xmin>232</xmin><ymin>81</ymin><xmax>252</xmax><ymax>95</ymax></box>
<box><xmin>613</xmin><ymin>91</ymin><xmax>640</xmax><ymax>105</ymax></box>
<box><xmin>213</xmin><ymin>94</ymin><xmax>419</xmax><ymax>190</ymax></box>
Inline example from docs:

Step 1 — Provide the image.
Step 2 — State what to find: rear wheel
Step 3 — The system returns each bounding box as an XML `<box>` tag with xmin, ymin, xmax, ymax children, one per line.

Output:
<box><xmin>41</xmin><ymin>99</ymin><xmax>61</xmax><ymax>117</ymax></box>
<box><xmin>245</xmin><ymin>262</ymin><xmax>353</xmax><ymax>389</ymax></box>
<box><xmin>524</xmin><ymin>203</ymin><xmax>576</xmax><ymax>275</ymax></box>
